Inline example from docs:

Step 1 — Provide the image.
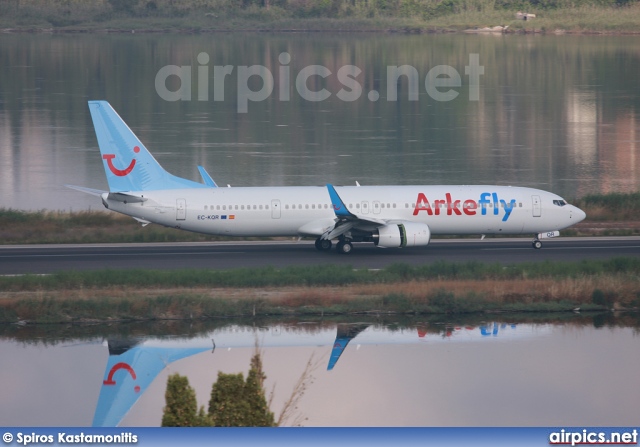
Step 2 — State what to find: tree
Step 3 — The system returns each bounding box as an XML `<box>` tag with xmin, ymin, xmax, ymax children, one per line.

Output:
<box><xmin>162</xmin><ymin>348</ymin><xmax>315</xmax><ymax>427</ymax></box>
<box><xmin>207</xmin><ymin>352</ymin><xmax>275</xmax><ymax>427</ymax></box>
<box><xmin>208</xmin><ymin>372</ymin><xmax>252</xmax><ymax>426</ymax></box>
<box><xmin>161</xmin><ymin>373</ymin><xmax>200</xmax><ymax>427</ymax></box>
<box><xmin>243</xmin><ymin>353</ymin><xmax>276</xmax><ymax>427</ymax></box>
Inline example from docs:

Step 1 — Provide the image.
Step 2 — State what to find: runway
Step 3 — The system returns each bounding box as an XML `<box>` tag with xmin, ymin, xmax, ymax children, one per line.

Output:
<box><xmin>1</xmin><ymin>237</ymin><xmax>640</xmax><ymax>275</ymax></box>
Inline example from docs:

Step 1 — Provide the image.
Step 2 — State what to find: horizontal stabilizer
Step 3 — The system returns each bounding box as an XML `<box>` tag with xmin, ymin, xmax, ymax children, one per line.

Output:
<box><xmin>65</xmin><ymin>184</ymin><xmax>107</xmax><ymax>196</ymax></box>
<box><xmin>106</xmin><ymin>193</ymin><xmax>148</xmax><ymax>203</ymax></box>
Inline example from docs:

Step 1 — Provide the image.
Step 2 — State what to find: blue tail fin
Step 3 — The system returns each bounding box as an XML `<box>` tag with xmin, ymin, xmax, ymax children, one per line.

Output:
<box><xmin>93</xmin><ymin>339</ymin><xmax>210</xmax><ymax>427</ymax></box>
<box><xmin>88</xmin><ymin>101</ymin><xmax>208</xmax><ymax>192</ymax></box>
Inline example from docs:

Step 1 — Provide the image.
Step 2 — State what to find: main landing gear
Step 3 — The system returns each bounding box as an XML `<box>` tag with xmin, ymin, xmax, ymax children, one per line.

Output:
<box><xmin>336</xmin><ymin>240</ymin><xmax>353</xmax><ymax>254</ymax></box>
<box><xmin>314</xmin><ymin>238</ymin><xmax>332</xmax><ymax>251</ymax></box>
<box><xmin>315</xmin><ymin>237</ymin><xmax>353</xmax><ymax>254</ymax></box>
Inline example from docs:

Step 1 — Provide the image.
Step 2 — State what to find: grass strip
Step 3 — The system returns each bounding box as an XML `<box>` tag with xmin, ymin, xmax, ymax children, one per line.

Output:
<box><xmin>2</xmin><ymin>257</ymin><xmax>640</xmax><ymax>291</ymax></box>
<box><xmin>1</xmin><ymin>258</ymin><xmax>639</xmax><ymax>323</ymax></box>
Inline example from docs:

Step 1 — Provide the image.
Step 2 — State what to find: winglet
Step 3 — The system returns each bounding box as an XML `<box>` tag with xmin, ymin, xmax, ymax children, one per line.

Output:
<box><xmin>327</xmin><ymin>324</ymin><xmax>370</xmax><ymax>370</ymax></box>
<box><xmin>326</xmin><ymin>184</ymin><xmax>356</xmax><ymax>218</ymax></box>
<box><xmin>197</xmin><ymin>166</ymin><xmax>218</xmax><ymax>187</ymax></box>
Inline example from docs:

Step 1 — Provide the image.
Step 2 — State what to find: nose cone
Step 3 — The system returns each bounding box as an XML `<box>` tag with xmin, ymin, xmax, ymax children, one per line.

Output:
<box><xmin>573</xmin><ymin>206</ymin><xmax>586</xmax><ymax>223</ymax></box>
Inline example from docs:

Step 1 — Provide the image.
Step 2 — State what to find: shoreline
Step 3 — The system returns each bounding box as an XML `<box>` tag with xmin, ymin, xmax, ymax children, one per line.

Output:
<box><xmin>0</xmin><ymin>283</ymin><xmax>626</xmax><ymax>325</ymax></box>
<box><xmin>3</xmin><ymin>5</ymin><xmax>640</xmax><ymax>35</ymax></box>
<box><xmin>4</xmin><ymin>26</ymin><xmax>640</xmax><ymax>36</ymax></box>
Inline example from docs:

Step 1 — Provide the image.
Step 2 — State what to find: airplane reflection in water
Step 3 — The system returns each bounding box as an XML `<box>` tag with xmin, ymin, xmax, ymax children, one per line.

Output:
<box><xmin>94</xmin><ymin>322</ymin><xmax>550</xmax><ymax>427</ymax></box>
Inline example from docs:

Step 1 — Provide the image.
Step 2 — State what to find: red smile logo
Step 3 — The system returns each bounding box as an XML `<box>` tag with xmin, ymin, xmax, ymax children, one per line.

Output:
<box><xmin>103</xmin><ymin>362</ymin><xmax>141</xmax><ymax>393</ymax></box>
<box><xmin>103</xmin><ymin>146</ymin><xmax>140</xmax><ymax>177</ymax></box>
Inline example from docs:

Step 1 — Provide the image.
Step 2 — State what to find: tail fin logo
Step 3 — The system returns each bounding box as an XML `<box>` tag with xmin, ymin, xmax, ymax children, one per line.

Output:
<box><xmin>103</xmin><ymin>362</ymin><xmax>141</xmax><ymax>393</ymax></box>
<box><xmin>102</xmin><ymin>146</ymin><xmax>140</xmax><ymax>177</ymax></box>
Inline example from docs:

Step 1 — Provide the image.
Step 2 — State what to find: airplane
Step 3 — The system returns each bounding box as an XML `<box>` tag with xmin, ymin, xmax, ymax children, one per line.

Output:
<box><xmin>67</xmin><ymin>101</ymin><xmax>586</xmax><ymax>254</ymax></box>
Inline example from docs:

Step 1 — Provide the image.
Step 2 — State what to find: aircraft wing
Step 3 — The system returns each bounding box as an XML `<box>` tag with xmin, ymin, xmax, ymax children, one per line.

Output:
<box><xmin>322</xmin><ymin>184</ymin><xmax>386</xmax><ymax>240</ymax></box>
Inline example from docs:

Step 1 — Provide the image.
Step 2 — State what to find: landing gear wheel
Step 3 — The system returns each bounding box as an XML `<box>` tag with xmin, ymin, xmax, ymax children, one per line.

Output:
<box><xmin>315</xmin><ymin>238</ymin><xmax>333</xmax><ymax>251</ymax></box>
<box><xmin>337</xmin><ymin>241</ymin><xmax>353</xmax><ymax>254</ymax></box>
<box><xmin>532</xmin><ymin>240</ymin><xmax>542</xmax><ymax>250</ymax></box>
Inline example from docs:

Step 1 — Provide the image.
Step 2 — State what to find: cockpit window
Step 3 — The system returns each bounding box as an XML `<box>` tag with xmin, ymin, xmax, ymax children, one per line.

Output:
<box><xmin>553</xmin><ymin>200</ymin><xmax>567</xmax><ymax>207</ymax></box>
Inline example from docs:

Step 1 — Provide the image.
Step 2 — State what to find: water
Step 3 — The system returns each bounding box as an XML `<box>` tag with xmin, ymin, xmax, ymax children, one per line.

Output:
<box><xmin>1</xmin><ymin>34</ymin><xmax>639</xmax><ymax>210</ymax></box>
<box><xmin>0</xmin><ymin>315</ymin><xmax>638</xmax><ymax>427</ymax></box>
<box><xmin>2</xmin><ymin>34</ymin><xmax>638</xmax><ymax>428</ymax></box>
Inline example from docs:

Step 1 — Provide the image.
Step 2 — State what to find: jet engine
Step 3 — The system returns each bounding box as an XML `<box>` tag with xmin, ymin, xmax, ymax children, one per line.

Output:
<box><xmin>374</xmin><ymin>222</ymin><xmax>431</xmax><ymax>248</ymax></box>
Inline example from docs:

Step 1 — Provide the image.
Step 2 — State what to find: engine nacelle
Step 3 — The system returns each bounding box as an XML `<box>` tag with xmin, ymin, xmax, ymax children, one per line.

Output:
<box><xmin>374</xmin><ymin>222</ymin><xmax>431</xmax><ymax>248</ymax></box>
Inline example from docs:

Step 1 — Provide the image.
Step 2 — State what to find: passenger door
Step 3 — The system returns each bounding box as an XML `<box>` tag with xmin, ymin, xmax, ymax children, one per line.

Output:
<box><xmin>176</xmin><ymin>198</ymin><xmax>186</xmax><ymax>220</ymax></box>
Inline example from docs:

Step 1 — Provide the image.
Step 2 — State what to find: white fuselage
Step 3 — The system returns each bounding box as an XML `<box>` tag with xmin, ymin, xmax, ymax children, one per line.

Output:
<box><xmin>102</xmin><ymin>185</ymin><xmax>584</xmax><ymax>238</ymax></box>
